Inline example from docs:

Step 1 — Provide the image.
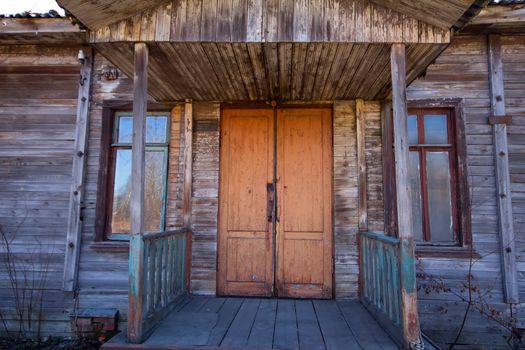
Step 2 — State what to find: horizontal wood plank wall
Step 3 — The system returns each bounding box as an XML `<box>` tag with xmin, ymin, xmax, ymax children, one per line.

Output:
<box><xmin>333</xmin><ymin>101</ymin><xmax>359</xmax><ymax>298</ymax></box>
<box><xmin>189</xmin><ymin>103</ymin><xmax>220</xmax><ymax>295</ymax></box>
<box><xmin>407</xmin><ymin>34</ymin><xmax>518</xmax><ymax>347</ymax></box>
<box><xmin>89</xmin><ymin>0</ymin><xmax>450</xmax><ymax>44</ymax></box>
<box><xmin>0</xmin><ymin>45</ymin><xmax>80</xmax><ymax>336</ymax></box>
<box><xmin>501</xmin><ymin>35</ymin><xmax>525</xmax><ymax>307</ymax></box>
<box><xmin>364</xmin><ymin>102</ymin><xmax>384</xmax><ymax>232</ymax></box>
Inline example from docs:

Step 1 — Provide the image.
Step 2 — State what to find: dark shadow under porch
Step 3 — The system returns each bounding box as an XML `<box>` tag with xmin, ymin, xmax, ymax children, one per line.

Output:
<box><xmin>103</xmin><ymin>296</ymin><xmax>399</xmax><ymax>350</ymax></box>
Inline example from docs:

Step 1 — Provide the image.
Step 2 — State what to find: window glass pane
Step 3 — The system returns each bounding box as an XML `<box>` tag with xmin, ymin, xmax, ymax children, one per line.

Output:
<box><xmin>117</xmin><ymin>116</ymin><xmax>133</xmax><ymax>143</ymax></box>
<box><xmin>147</xmin><ymin>116</ymin><xmax>168</xmax><ymax>143</ymax></box>
<box><xmin>426</xmin><ymin>152</ymin><xmax>454</xmax><ymax>243</ymax></box>
<box><xmin>111</xmin><ymin>149</ymin><xmax>132</xmax><ymax>233</ymax></box>
<box><xmin>424</xmin><ymin>115</ymin><xmax>448</xmax><ymax>144</ymax></box>
<box><xmin>409</xmin><ymin>152</ymin><xmax>424</xmax><ymax>241</ymax></box>
<box><xmin>408</xmin><ymin>115</ymin><xmax>418</xmax><ymax>145</ymax></box>
<box><xmin>116</xmin><ymin>116</ymin><xmax>168</xmax><ymax>144</ymax></box>
<box><xmin>144</xmin><ymin>151</ymin><xmax>166</xmax><ymax>232</ymax></box>
<box><xmin>110</xmin><ymin>149</ymin><xmax>166</xmax><ymax>234</ymax></box>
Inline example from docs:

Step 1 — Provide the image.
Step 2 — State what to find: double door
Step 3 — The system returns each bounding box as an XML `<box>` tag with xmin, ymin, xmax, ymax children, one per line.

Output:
<box><xmin>218</xmin><ymin>108</ymin><xmax>333</xmax><ymax>299</ymax></box>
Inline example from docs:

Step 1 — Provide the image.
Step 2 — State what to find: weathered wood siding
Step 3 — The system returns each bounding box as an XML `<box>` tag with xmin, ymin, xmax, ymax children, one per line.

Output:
<box><xmin>0</xmin><ymin>45</ymin><xmax>80</xmax><ymax>335</ymax></box>
<box><xmin>189</xmin><ymin>103</ymin><xmax>220</xmax><ymax>295</ymax></box>
<box><xmin>333</xmin><ymin>101</ymin><xmax>359</xmax><ymax>298</ymax></box>
<box><xmin>407</xmin><ymin>34</ymin><xmax>521</xmax><ymax>348</ymax></box>
<box><xmin>333</xmin><ymin>101</ymin><xmax>383</xmax><ymax>298</ymax></box>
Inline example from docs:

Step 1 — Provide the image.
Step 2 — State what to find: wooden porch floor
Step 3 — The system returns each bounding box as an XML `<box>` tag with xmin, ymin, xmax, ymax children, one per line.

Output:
<box><xmin>104</xmin><ymin>296</ymin><xmax>399</xmax><ymax>350</ymax></box>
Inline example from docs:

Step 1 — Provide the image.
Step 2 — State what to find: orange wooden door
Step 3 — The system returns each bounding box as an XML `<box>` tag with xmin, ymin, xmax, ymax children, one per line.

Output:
<box><xmin>218</xmin><ymin>108</ymin><xmax>274</xmax><ymax>297</ymax></box>
<box><xmin>276</xmin><ymin>108</ymin><xmax>333</xmax><ymax>298</ymax></box>
<box><xmin>218</xmin><ymin>107</ymin><xmax>333</xmax><ymax>299</ymax></box>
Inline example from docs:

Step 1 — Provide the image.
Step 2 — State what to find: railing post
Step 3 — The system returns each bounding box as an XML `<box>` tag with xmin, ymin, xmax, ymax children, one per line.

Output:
<box><xmin>391</xmin><ymin>43</ymin><xmax>422</xmax><ymax>349</ymax></box>
<box><xmin>128</xmin><ymin>42</ymin><xmax>148</xmax><ymax>344</ymax></box>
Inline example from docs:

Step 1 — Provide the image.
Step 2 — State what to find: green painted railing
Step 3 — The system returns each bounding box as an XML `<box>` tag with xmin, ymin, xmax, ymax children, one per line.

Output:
<box><xmin>128</xmin><ymin>228</ymin><xmax>189</xmax><ymax>343</ymax></box>
<box><xmin>360</xmin><ymin>231</ymin><xmax>402</xmax><ymax>343</ymax></box>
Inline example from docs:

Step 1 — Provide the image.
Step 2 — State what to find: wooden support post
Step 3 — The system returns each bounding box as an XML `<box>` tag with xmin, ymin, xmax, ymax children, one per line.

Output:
<box><xmin>391</xmin><ymin>43</ymin><xmax>422</xmax><ymax>349</ymax></box>
<box><xmin>128</xmin><ymin>42</ymin><xmax>148</xmax><ymax>344</ymax></box>
<box><xmin>487</xmin><ymin>34</ymin><xmax>519</xmax><ymax>304</ymax></box>
<box><xmin>63</xmin><ymin>47</ymin><xmax>93</xmax><ymax>292</ymax></box>
<box><xmin>182</xmin><ymin>101</ymin><xmax>193</xmax><ymax>289</ymax></box>
<box><xmin>356</xmin><ymin>99</ymin><xmax>368</xmax><ymax>232</ymax></box>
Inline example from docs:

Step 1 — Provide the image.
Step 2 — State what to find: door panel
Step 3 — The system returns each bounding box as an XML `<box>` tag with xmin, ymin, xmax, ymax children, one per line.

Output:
<box><xmin>218</xmin><ymin>107</ymin><xmax>333</xmax><ymax>299</ymax></box>
<box><xmin>218</xmin><ymin>109</ymin><xmax>274</xmax><ymax>297</ymax></box>
<box><xmin>276</xmin><ymin>108</ymin><xmax>333</xmax><ymax>298</ymax></box>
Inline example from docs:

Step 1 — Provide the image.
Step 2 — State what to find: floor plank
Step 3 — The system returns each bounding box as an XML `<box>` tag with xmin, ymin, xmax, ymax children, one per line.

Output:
<box><xmin>201</xmin><ymin>297</ymin><xmax>227</xmax><ymax>313</ymax></box>
<box><xmin>206</xmin><ymin>298</ymin><xmax>244</xmax><ymax>346</ymax></box>
<box><xmin>313</xmin><ymin>300</ymin><xmax>361</xmax><ymax>350</ymax></box>
<box><xmin>220</xmin><ymin>298</ymin><xmax>261</xmax><ymax>347</ymax></box>
<box><xmin>296</xmin><ymin>300</ymin><xmax>326</xmax><ymax>350</ymax></box>
<box><xmin>247</xmin><ymin>299</ymin><xmax>277</xmax><ymax>349</ymax></box>
<box><xmin>179</xmin><ymin>296</ymin><xmax>209</xmax><ymax>312</ymax></box>
<box><xmin>273</xmin><ymin>299</ymin><xmax>299</xmax><ymax>350</ymax></box>
<box><xmin>338</xmin><ymin>301</ymin><xmax>398</xmax><ymax>349</ymax></box>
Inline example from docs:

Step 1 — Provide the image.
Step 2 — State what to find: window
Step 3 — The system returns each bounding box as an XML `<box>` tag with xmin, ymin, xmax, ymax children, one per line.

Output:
<box><xmin>407</xmin><ymin>108</ymin><xmax>458</xmax><ymax>245</ymax></box>
<box><xmin>106</xmin><ymin>112</ymin><xmax>170</xmax><ymax>240</ymax></box>
<box><xmin>383</xmin><ymin>101</ymin><xmax>471</xmax><ymax>252</ymax></box>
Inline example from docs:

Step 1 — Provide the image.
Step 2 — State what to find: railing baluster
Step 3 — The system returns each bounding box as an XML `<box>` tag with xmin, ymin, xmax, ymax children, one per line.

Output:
<box><xmin>162</xmin><ymin>237</ymin><xmax>168</xmax><ymax>307</ymax></box>
<box><xmin>166</xmin><ymin>235</ymin><xmax>172</xmax><ymax>299</ymax></box>
<box><xmin>148</xmin><ymin>239</ymin><xmax>156</xmax><ymax>315</ymax></box>
<box><xmin>156</xmin><ymin>238</ymin><xmax>163</xmax><ymax>309</ymax></box>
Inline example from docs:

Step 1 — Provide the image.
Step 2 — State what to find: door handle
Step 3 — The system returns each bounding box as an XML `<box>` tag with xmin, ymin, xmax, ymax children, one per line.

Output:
<box><xmin>267</xmin><ymin>183</ymin><xmax>274</xmax><ymax>223</ymax></box>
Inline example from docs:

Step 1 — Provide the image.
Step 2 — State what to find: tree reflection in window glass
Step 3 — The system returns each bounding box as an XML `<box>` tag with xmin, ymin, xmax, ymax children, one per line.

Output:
<box><xmin>109</xmin><ymin>114</ymin><xmax>169</xmax><ymax>236</ymax></box>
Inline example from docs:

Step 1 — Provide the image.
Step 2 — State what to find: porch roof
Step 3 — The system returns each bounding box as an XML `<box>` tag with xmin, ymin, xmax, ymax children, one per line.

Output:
<box><xmin>94</xmin><ymin>41</ymin><xmax>445</xmax><ymax>101</ymax></box>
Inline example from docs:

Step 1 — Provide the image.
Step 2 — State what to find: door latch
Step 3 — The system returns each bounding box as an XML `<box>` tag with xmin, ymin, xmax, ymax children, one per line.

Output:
<box><xmin>267</xmin><ymin>183</ymin><xmax>274</xmax><ymax>223</ymax></box>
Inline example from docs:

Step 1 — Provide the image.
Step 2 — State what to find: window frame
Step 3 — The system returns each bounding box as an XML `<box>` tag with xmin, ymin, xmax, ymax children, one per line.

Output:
<box><xmin>383</xmin><ymin>99</ymin><xmax>472</xmax><ymax>256</ymax></box>
<box><xmin>103</xmin><ymin>111</ymin><xmax>171</xmax><ymax>241</ymax></box>
<box><xmin>407</xmin><ymin>108</ymin><xmax>459</xmax><ymax>245</ymax></box>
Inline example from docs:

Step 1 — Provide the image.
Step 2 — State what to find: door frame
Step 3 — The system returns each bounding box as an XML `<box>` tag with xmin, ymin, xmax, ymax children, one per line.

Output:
<box><xmin>217</xmin><ymin>103</ymin><xmax>335</xmax><ymax>299</ymax></box>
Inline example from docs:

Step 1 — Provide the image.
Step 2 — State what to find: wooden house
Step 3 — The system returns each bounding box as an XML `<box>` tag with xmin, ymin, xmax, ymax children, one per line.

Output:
<box><xmin>1</xmin><ymin>0</ymin><xmax>524</xmax><ymax>348</ymax></box>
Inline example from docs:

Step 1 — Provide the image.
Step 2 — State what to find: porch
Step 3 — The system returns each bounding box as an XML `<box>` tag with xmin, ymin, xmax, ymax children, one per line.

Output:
<box><xmin>103</xmin><ymin>296</ymin><xmax>399</xmax><ymax>350</ymax></box>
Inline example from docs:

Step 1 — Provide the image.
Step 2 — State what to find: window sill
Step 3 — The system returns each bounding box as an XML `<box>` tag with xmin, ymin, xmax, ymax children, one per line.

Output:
<box><xmin>89</xmin><ymin>241</ymin><xmax>129</xmax><ymax>253</ymax></box>
<box><xmin>416</xmin><ymin>246</ymin><xmax>480</xmax><ymax>259</ymax></box>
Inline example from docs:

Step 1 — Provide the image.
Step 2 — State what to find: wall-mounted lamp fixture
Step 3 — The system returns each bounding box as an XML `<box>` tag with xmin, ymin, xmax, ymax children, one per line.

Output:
<box><xmin>78</xmin><ymin>49</ymin><xmax>86</xmax><ymax>63</ymax></box>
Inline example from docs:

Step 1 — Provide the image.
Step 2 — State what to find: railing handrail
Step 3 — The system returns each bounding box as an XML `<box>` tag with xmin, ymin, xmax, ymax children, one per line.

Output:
<box><xmin>142</xmin><ymin>228</ymin><xmax>189</xmax><ymax>240</ymax></box>
<box><xmin>361</xmin><ymin>231</ymin><xmax>400</xmax><ymax>246</ymax></box>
